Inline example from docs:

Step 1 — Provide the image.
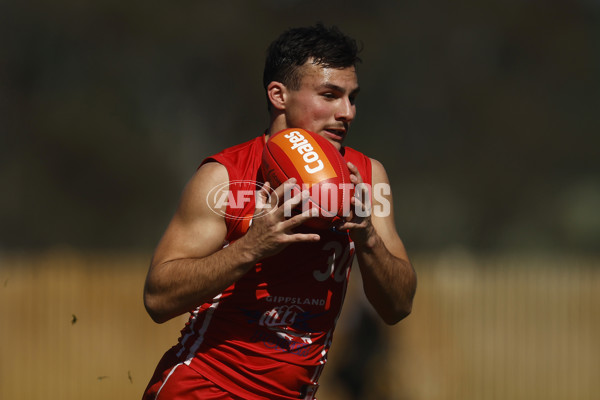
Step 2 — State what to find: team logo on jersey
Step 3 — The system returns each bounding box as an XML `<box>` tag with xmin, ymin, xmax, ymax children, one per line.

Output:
<box><xmin>243</xmin><ymin>305</ymin><xmax>325</xmax><ymax>346</ymax></box>
<box><xmin>260</xmin><ymin>305</ymin><xmax>306</xmax><ymax>330</ymax></box>
<box><xmin>257</xmin><ymin>305</ymin><xmax>316</xmax><ymax>352</ymax></box>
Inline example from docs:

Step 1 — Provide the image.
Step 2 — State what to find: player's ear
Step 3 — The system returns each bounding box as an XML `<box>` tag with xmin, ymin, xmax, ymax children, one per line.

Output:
<box><xmin>267</xmin><ymin>81</ymin><xmax>287</xmax><ymax>111</ymax></box>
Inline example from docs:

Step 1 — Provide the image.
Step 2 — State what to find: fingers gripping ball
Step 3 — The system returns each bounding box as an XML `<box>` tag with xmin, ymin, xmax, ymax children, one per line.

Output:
<box><xmin>261</xmin><ymin>128</ymin><xmax>354</xmax><ymax>229</ymax></box>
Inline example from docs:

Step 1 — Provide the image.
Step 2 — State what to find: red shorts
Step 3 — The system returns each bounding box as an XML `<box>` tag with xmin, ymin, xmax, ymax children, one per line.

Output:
<box><xmin>142</xmin><ymin>348</ymin><xmax>245</xmax><ymax>400</ymax></box>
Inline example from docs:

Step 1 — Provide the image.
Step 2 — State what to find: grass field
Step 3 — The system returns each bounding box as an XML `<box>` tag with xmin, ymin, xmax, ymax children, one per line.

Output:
<box><xmin>1</xmin><ymin>250</ymin><xmax>598</xmax><ymax>399</ymax></box>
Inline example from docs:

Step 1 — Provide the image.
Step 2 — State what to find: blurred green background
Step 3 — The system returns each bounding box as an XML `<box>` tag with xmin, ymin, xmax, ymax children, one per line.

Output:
<box><xmin>3</xmin><ymin>0</ymin><xmax>599</xmax><ymax>254</ymax></box>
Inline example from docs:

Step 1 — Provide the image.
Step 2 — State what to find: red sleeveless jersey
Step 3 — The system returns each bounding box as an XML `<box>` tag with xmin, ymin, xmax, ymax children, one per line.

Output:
<box><xmin>173</xmin><ymin>135</ymin><xmax>372</xmax><ymax>400</ymax></box>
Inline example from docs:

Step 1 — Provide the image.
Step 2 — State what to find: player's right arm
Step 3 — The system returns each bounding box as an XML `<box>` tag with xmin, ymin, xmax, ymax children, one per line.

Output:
<box><xmin>143</xmin><ymin>162</ymin><xmax>320</xmax><ymax>324</ymax></box>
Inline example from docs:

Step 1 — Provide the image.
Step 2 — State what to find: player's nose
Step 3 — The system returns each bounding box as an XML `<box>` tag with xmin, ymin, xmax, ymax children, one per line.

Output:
<box><xmin>335</xmin><ymin>97</ymin><xmax>356</xmax><ymax>123</ymax></box>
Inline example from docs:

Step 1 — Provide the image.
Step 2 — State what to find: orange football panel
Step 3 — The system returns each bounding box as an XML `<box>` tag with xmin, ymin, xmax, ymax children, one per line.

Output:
<box><xmin>271</xmin><ymin>129</ymin><xmax>337</xmax><ymax>186</ymax></box>
<box><xmin>269</xmin><ymin>130</ymin><xmax>338</xmax><ymax>186</ymax></box>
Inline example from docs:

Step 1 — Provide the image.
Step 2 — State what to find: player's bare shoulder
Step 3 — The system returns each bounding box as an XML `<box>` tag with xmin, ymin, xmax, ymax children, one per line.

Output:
<box><xmin>369</xmin><ymin>157</ymin><xmax>391</xmax><ymax>186</ymax></box>
<box><xmin>151</xmin><ymin>162</ymin><xmax>229</xmax><ymax>267</ymax></box>
<box><xmin>178</xmin><ymin>162</ymin><xmax>230</xmax><ymax>220</ymax></box>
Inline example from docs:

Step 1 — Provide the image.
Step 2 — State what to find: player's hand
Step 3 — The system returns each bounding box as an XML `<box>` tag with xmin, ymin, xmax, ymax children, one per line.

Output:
<box><xmin>243</xmin><ymin>178</ymin><xmax>321</xmax><ymax>259</ymax></box>
<box><xmin>336</xmin><ymin>162</ymin><xmax>375</xmax><ymax>244</ymax></box>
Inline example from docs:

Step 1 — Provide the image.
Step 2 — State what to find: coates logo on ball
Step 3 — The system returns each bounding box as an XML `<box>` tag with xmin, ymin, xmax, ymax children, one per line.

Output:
<box><xmin>261</xmin><ymin>128</ymin><xmax>354</xmax><ymax>229</ymax></box>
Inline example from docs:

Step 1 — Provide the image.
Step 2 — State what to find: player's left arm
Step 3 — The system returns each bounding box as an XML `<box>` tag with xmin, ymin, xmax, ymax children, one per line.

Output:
<box><xmin>341</xmin><ymin>159</ymin><xmax>417</xmax><ymax>325</ymax></box>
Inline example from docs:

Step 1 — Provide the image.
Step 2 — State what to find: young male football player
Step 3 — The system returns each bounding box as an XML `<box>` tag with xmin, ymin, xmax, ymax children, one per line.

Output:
<box><xmin>142</xmin><ymin>23</ymin><xmax>417</xmax><ymax>400</ymax></box>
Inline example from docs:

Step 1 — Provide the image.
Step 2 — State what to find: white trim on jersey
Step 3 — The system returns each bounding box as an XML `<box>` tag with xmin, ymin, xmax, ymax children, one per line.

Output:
<box><xmin>306</xmin><ymin>254</ymin><xmax>352</xmax><ymax>399</ymax></box>
<box><xmin>183</xmin><ymin>293</ymin><xmax>223</xmax><ymax>365</ymax></box>
<box><xmin>155</xmin><ymin>362</ymin><xmax>183</xmax><ymax>399</ymax></box>
<box><xmin>176</xmin><ymin>308</ymin><xmax>200</xmax><ymax>356</ymax></box>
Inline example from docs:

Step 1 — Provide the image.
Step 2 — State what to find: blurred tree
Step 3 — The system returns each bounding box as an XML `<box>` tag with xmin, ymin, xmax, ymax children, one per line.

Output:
<box><xmin>1</xmin><ymin>0</ymin><xmax>598</xmax><ymax>253</ymax></box>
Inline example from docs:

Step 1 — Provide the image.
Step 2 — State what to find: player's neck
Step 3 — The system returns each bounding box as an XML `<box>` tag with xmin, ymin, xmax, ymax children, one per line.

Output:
<box><xmin>267</xmin><ymin>114</ymin><xmax>288</xmax><ymax>139</ymax></box>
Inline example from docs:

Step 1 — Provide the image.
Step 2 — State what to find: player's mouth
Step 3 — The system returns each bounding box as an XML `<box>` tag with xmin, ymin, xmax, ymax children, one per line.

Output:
<box><xmin>322</xmin><ymin>127</ymin><xmax>347</xmax><ymax>143</ymax></box>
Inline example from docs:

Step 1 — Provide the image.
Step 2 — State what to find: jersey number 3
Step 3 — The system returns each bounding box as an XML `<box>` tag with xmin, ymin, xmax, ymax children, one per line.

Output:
<box><xmin>313</xmin><ymin>241</ymin><xmax>355</xmax><ymax>283</ymax></box>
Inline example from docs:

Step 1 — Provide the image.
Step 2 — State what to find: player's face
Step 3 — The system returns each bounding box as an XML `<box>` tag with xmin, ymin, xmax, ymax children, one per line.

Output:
<box><xmin>284</xmin><ymin>62</ymin><xmax>359</xmax><ymax>150</ymax></box>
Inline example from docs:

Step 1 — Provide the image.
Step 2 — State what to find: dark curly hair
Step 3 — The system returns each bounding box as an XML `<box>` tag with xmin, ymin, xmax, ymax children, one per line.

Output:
<box><xmin>263</xmin><ymin>23</ymin><xmax>361</xmax><ymax>110</ymax></box>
